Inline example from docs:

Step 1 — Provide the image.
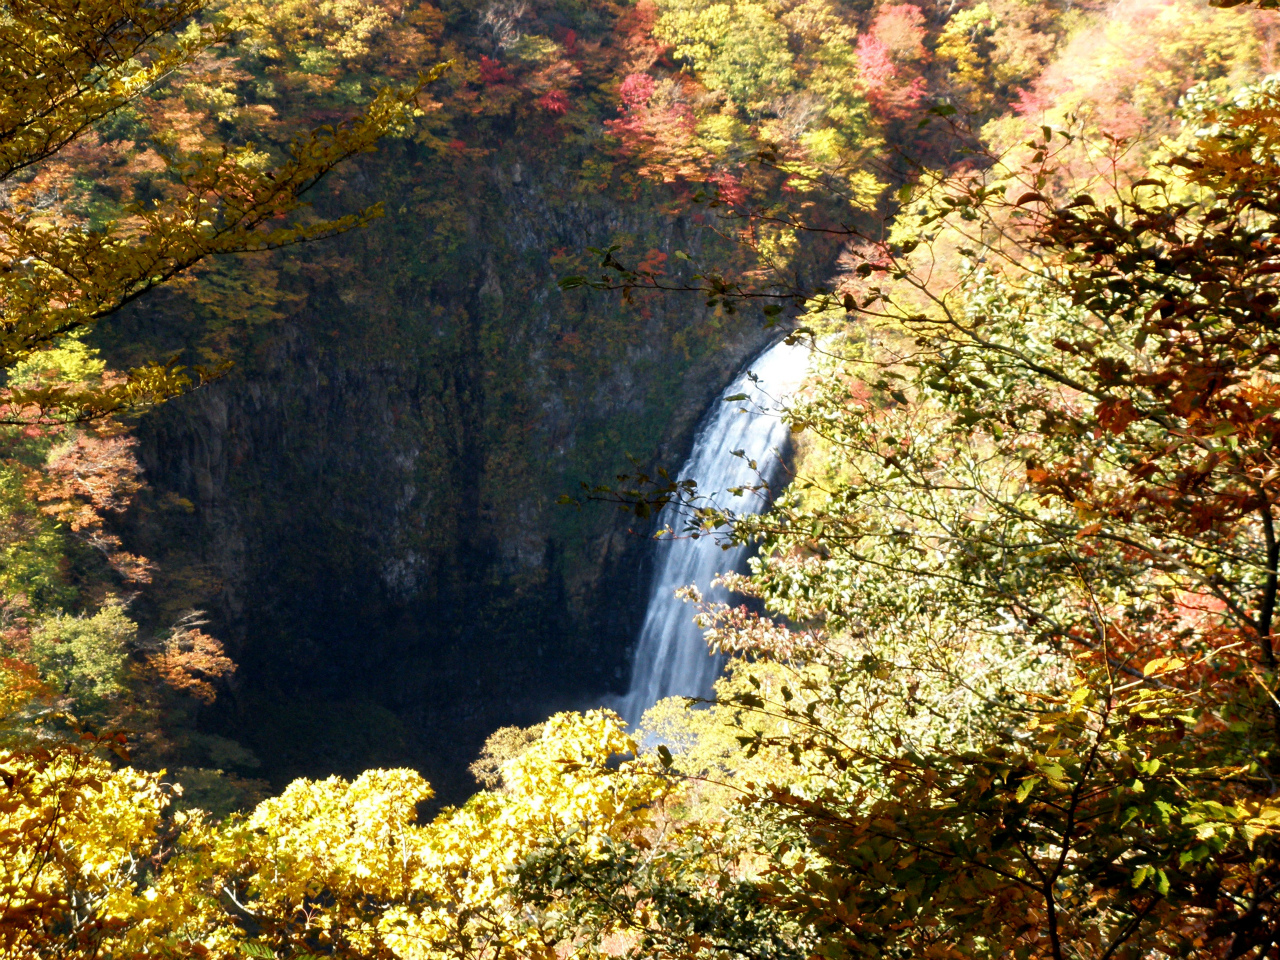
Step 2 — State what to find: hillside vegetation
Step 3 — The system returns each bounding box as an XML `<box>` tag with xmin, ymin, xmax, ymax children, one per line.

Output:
<box><xmin>5</xmin><ymin>0</ymin><xmax>1280</xmax><ymax>956</ymax></box>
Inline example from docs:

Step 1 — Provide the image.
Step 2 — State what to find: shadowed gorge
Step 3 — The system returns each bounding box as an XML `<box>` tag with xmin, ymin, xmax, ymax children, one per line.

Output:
<box><xmin>103</xmin><ymin>142</ymin><xmax>783</xmax><ymax>797</ymax></box>
<box><xmin>71</xmin><ymin>0</ymin><xmax>826</xmax><ymax>794</ymax></box>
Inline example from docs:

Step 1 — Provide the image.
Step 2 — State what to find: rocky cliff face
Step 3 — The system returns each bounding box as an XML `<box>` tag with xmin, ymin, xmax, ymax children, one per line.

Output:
<box><xmin>104</xmin><ymin>140</ymin><xmax>776</xmax><ymax>799</ymax></box>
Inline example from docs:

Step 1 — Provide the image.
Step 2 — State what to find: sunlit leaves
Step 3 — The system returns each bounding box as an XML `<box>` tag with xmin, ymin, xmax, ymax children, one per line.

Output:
<box><xmin>0</xmin><ymin>708</ymin><xmax>667</xmax><ymax>958</ymax></box>
<box><xmin>552</xmin><ymin>72</ymin><xmax>1280</xmax><ymax>960</ymax></box>
<box><xmin>0</xmin><ymin>0</ymin><xmax>445</xmax><ymax>422</ymax></box>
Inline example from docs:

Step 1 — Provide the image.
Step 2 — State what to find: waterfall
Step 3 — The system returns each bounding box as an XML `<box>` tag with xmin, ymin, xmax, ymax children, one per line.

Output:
<box><xmin>617</xmin><ymin>338</ymin><xmax>811</xmax><ymax>728</ymax></box>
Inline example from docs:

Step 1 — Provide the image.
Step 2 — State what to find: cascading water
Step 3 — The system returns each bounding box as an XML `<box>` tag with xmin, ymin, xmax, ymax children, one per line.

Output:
<box><xmin>617</xmin><ymin>338</ymin><xmax>811</xmax><ymax>728</ymax></box>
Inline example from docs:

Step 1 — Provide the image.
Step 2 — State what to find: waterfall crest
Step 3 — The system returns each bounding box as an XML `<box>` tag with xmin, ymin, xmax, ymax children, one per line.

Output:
<box><xmin>618</xmin><ymin>338</ymin><xmax>811</xmax><ymax>728</ymax></box>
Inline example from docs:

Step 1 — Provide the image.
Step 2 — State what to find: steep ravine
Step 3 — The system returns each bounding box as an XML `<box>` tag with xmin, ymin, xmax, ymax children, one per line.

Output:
<box><xmin>104</xmin><ymin>144</ymin><xmax>780</xmax><ymax>800</ymax></box>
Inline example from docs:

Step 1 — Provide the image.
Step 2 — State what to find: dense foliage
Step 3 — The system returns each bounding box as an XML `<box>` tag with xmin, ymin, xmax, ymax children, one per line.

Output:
<box><xmin>10</xmin><ymin>0</ymin><xmax>1280</xmax><ymax>958</ymax></box>
<box><xmin>0</xmin><ymin>0</ymin><xmax>452</xmax><ymax>802</ymax></box>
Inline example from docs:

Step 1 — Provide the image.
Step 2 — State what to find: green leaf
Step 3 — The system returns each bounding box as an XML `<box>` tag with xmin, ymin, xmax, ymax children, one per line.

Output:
<box><xmin>1015</xmin><ymin>776</ymin><xmax>1041</xmax><ymax>802</ymax></box>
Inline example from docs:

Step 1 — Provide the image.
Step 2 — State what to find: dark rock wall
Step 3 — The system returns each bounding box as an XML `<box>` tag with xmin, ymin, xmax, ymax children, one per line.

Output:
<box><xmin>105</xmin><ymin>140</ymin><xmax>776</xmax><ymax>799</ymax></box>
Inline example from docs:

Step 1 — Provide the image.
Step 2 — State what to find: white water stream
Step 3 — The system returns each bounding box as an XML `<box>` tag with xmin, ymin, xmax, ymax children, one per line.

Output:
<box><xmin>617</xmin><ymin>338</ymin><xmax>811</xmax><ymax>728</ymax></box>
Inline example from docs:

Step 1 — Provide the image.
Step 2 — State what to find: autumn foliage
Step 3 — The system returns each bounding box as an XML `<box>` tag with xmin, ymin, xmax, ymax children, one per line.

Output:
<box><xmin>11</xmin><ymin>0</ymin><xmax>1280</xmax><ymax>959</ymax></box>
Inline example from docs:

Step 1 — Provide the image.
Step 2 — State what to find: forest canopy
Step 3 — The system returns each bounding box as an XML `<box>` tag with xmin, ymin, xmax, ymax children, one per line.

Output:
<box><xmin>7</xmin><ymin>0</ymin><xmax>1280</xmax><ymax>958</ymax></box>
